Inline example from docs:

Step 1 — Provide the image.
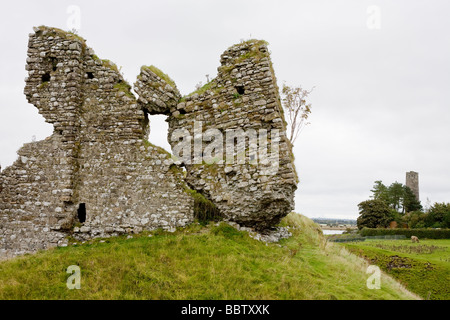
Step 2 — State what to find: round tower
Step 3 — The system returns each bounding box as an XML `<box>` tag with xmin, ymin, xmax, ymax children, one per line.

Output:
<box><xmin>405</xmin><ymin>171</ymin><xmax>419</xmax><ymax>201</ymax></box>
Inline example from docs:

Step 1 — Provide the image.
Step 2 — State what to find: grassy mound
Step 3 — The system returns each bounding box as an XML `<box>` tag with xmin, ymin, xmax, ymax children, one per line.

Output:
<box><xmin>0</xmin><ymin>214</ymin><xmax>418</xmax><ymax>300</ymax></box>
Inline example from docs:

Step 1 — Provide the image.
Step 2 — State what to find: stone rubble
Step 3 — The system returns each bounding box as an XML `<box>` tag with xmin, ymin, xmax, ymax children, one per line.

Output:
<box><xmin>225</xmin><ymin>221</ymin><xmax>293</xmax><ymax>243</ymax></box>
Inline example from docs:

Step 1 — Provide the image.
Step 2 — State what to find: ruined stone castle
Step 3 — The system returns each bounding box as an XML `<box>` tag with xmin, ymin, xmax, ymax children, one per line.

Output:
<box><xmin>0</xmin><ymin>26</ymin><xmax>297</xmax><ymax>258</ymax></box>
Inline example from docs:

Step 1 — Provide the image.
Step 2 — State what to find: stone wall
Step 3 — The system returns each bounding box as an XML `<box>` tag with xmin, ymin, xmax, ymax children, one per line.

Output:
<box><xmin>136</xmin><ymin>40</ymin><xmax>297</xmax><ymax>230</ymax></box>
<box><xmin>0</xmin><ymin>26</ymin><xmax>193</xmax><ymax>258</ymax></box>
<box><xmin>0</xmin><ymin>135</ymin><xmax>71</xmax><ymax>258</ymax></box>
<box><xmin>0</xmin><ymin>28</ymin><xmax>298</xmax><ymax>259</ymax></box>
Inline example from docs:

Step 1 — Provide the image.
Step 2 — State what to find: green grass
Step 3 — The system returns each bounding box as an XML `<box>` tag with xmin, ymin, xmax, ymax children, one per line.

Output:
<box><xmin>179</xmin><ymin>81</ymin><xmax>218</xmax><ymax>102</ymax></box>
<box><xmin>184</xmin><ymin>189</ymin><xmax>223</xmax><ymax>224</ymax></box>
<box><xmin>38</xmin><ymin>81</ymin><xmax>49</xmax><ymax>89</ymax></box>
<box><xmin>0</xmin><ymin>214</ymin><xmax>418</xmax><ymax>300</ymax></box>
<box><xmin>142</xmin><ymin>65</ymin><xmax>177</xmax><ymax>89</ymax></box>
<box><xmin>113</xmin><ymin>81</ymin><xmax>134</xmax><ymax>98</ymax></box>
<box><xmin>36</xmin><ymin>25</ymin><xmax>87</xmax><ymax>45</ymax></box>
<box><xmin>343</xmin><ymin>239</ymin><xmax>450</xmax><ymax>300</ymax></box>
<box><xmin>225</xmin><ymin>39</ymin><xmax>269</xmax><ymax>67</ymax></box>
<box><xmin>102</xmin><ymin>59</ymin><xmax>120</xmax><ymax>74</ymax></box>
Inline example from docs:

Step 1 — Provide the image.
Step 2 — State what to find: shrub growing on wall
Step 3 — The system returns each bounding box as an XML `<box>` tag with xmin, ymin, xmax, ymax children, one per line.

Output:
<box><xmin>186</xmin><ymin>189</ymin><xmax>223</xmax><ymax>224</ymax></box>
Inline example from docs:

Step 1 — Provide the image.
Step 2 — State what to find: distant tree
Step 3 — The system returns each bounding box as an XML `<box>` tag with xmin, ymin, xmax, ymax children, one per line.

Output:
<box><xmin>388</xmin><ymin>209</ymin><xmax>404</xmax><ymax>225</ymax></box>
<box><xmin>425</xmin><ymin>202</ymin><xmax>450</xmax><ymax>228</ymax></box>
<box><xmin>357</xmin><ymin>199</ymin><xmax>392</xmax><ymax>230</ymax></box>
<box><xmin>369</xmin><ymin>180</ymin><xmax>422</xmax><ymax>214</ymax></box>
<box><xmin>403</xmin><ymin>186</ymin><xmax>423</xmax><ymax>213</ymax></box>
<box><xmin>403</xmin><ymin>210</ymin><xmax>427</xmax><ymax>229</ymax></box>
<box><xmin>371</xmin><ymin>180</ymin><xmax>389</xmax><ymax>203</ymax></box>
<box><xmin>424</xmin><ymin>197</ymin><xmax>432</xmax><ymax>212</ymax></box>
<box><xmin>281</xmin><ymin>83</ymin><xmax>313</xmax><ymax>145</ymax></box>
<box><xmin>367</xmin><ymin>182</ymin><xmax>447</xmax><ymax>229</ymax></box>
<box><xmin>388</xmin><ymin>182</ymin><xmax>404</xmax><ymax>213</ymax></box>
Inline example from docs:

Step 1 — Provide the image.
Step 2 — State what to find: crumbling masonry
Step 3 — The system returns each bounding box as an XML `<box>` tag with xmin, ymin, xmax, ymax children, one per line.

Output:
<box><xmin>0</xmin><ymin>26</ymin><xmax>297</xmax><ymax>258</ymax></box>
<box><xmin>406</xmin><ymin>171</ymin><xmax>419</xmax><ymax>201</ymax></box>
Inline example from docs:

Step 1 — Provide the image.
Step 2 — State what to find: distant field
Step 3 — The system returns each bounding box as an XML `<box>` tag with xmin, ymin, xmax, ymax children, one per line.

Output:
<box><xmin>343</xmin><ymin>239</ymin><xmax>450</xmax><ymax>300</ymax></box>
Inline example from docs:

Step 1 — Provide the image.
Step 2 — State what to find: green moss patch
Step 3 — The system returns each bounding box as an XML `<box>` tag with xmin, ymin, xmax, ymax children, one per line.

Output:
<box><xmin>113</xmin><ymin>81</ymin><xmax>134</xmax><ymax>98</ymax></box>
<box><xmin>185</xmin><ymin>188</ymin><xmax>223</xmax><ymax>224</ymax></box>
<box><xmin>142</xmin><ymin>65</ymin><xmax>177</xmax><ymax>89</ymax></box>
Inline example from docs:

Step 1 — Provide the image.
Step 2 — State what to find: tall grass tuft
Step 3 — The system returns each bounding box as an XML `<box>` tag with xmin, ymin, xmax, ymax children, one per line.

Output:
<box><xmin>186</xmin><ymin>188</ymin><xmax>224</xmax><ymax>224</ymax></box>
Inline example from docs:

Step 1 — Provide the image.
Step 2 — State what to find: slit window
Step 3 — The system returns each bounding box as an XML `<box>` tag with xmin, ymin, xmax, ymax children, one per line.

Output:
<box><xmin>50</xmin><ymin>57</ymin><xmax>58</xmax><ymax>71</ymax></box>
<box><xmin>77</xmin><ymin>203</ymin><xmax>86</xmax><ymax>223</ymax></box>
<box><xmin>42</xmin><ymin>73</ymin><xmax>51</xmax><ymax>82</ymax></box>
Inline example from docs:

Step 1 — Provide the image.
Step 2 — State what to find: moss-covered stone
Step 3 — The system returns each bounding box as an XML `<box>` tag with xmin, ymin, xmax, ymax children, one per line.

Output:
<box><xmin>142</xmin><ymin>65</ymin><xmax>177</xmax><ymax>89</ymax></box>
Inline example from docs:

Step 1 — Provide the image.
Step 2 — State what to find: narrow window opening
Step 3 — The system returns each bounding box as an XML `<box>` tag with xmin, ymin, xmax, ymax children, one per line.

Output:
<box><xmin>146</xmin><ymin>114</ymin><xmax>172</xmax><ymax>152</ymax></box>
<box><xmin>50</xmin><ymin>57</ymin><xmax>58</xmax><ymax>71</ymax></box>
<box><xmin>87</xmin><ymin>72</ymin><xmax>94</xmax><ymax>79</ymax></box>
<box><xmin>77</xmin><ymin>203</ymin><xmax>86</xmax><ymax>223</ymax></box>
<box><xmin>141</xmin><ymin>108</ymin><xmax>150</xmax><ymax>139</ymax></box>
<box><xmin>41</xmin><ymin>72</ymin><xmax>51</xmax><ymax>82</ymax></box>
<box><xmin>235</xmin><ymin>85</ymin><xmax>245</xmax><ymax>95</ymax></box>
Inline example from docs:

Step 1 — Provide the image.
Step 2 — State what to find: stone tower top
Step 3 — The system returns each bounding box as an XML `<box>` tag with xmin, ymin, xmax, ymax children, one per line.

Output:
<box><xmin>405</xmin><ymin>171</ymin><xmax>419</xmax><ymax>201</ymax></box>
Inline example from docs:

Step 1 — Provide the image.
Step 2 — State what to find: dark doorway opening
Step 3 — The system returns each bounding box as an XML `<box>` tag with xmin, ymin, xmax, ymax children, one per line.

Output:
<box><xmin>77</xmin><ymin>203</ymin><xmax>86</xmax><ymax>223</ymax></box>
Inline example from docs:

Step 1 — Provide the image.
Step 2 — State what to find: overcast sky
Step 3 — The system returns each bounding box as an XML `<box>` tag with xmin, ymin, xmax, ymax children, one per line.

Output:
<box><xmin>1</xmin><ymin>0</ymin><xmax>449</xmax><ymax>220</ymax></box>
